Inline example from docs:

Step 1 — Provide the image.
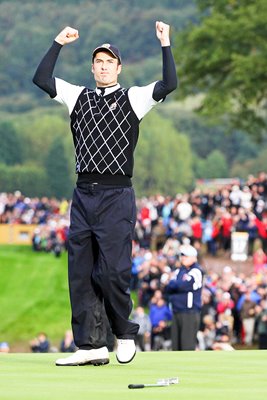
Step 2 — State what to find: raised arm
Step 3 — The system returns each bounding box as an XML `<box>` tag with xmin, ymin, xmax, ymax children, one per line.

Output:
<box><xmin>153</xmin><ymin>21</ymin><xmax>177</xmax><ymax>102</ymax></box>
<box><xmin>32</xmin><ymin>27</ymin><xmax>79</xmax><ymax>98</ymax></box>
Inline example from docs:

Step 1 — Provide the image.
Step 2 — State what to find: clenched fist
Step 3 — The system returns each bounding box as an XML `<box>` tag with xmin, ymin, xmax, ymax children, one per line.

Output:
<box><xmin>55</xmin><ymin>26</ymin><xmax>79</xmax><ymax>46</ymax></box>
<box><xmin>156</xmin><ymin>21</ymin><xmax>170</xmax><ymax>47</ymax></box>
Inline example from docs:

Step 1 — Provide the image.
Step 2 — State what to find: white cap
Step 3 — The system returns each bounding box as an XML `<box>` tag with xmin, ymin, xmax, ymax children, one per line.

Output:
<box><xmin>180</xmin><ymin>244</ymin><xmax>197</xmax><ymax>257</ymax></box>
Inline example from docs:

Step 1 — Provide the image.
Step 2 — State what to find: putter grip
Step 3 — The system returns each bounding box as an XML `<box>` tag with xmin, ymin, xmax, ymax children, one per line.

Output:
<box><xmin>128</xmin><ymin>384</ymin><xmax>145</xmax><ymax>389</ymax></box>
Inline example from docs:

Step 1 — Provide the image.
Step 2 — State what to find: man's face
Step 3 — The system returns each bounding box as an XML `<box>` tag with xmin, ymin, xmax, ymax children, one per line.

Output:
<box><xmin>92</xmin><ymin>51</ymin><xmax>121</xmax><ymax>87</ymax></box>
<box><xmin>180</xmin><ymin>255</ymin><xmax>197</xmax><ymax>268</ymax></box>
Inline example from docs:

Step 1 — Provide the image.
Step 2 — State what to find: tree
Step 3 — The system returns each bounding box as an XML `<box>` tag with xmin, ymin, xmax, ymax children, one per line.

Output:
<box><xmin>158</xmin><ymin>103</ymin><xmax>260</xmax><ymax>165</ymax></box>
<box><xmin>175</xmin><ymin>0</ymin><xmax>267</xmax><ymax>138</ymax></box>
<box><xmin>231</xmin><ymin>147</ymin><xmax>267</xmax><ymax>178</ymax></box>
<box><xmin>0</xmin><ymin>163</ymin><xmax>48</xmax><ymax>197</ymax></box>
<box><xmin>133</xmin><ymin>110</ymin><xmax>194</xmax><ymax>196</ymax></box>
<box><xmin>0</xmin><ymin>0</ymin><xmax>197</xmax><ymax>108</ymax></box>
<box><xmin>0</xmin><ymin>121</ymin><xmax>24</xmax><ymax>165</ymax></box>
<box><xmin>194</xmin><ymin>150</ymin><xmax>229</xmax><ymax>179</ymax></box>
<box><xmin>205</xmin><ymin>150</ymin><xmax>229</xmax><ymax>178</ymax></box>
<box><xmin>17</xmin><ymin>113</ymin><xmax>70</xmax><ymax>166</ymax></box>
<box><xmin>45</xmin><ymin>136</ymin><xmax>74</xmax><ymax>198</ymax></box>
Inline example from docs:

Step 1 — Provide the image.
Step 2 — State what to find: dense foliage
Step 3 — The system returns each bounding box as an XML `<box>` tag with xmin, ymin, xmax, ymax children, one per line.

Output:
<box><xmin>0</xmin><ymin>0</ymin><xmax>266</xmax><ymax>198</ymax></box>
<box><xmin>175</xmin><ymin>0</ymin><xmax>267</xmax><ymax>138</ymax></box>
<box><xmin>1</xmin><ymin>0</ymin><xmax>195</xmax><ymax>107</ymax></box>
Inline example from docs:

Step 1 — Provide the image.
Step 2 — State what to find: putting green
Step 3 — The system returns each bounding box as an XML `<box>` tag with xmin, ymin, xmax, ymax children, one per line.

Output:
<box><xmin>1</xmin><ymin>350</ymin><xmax>267</xmax><ymax>400</ymax></box>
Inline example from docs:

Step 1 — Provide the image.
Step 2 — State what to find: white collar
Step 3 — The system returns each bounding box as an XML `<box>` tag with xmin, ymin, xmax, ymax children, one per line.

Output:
<box><xmin>95</xmin><ymin>84</ymin><xmax>120</xmax><ymax>96</ymax></box>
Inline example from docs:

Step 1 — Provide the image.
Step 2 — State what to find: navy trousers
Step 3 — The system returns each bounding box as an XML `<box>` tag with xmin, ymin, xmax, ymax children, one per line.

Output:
<box><xmin>68</xmin><ymin>183</ymin><xmax>139</xmax><ymax>349</ymax></box>
<box><xmin>171</xmin><ymin>312</ymin><xmax>200</xmax><ymax>350</ymax></box>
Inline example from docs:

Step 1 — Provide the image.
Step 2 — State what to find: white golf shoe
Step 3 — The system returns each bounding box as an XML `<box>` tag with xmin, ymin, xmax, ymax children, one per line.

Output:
<box><xmin>55</xmin><ymin>347</ymin><xmax>109</xmax><ymax>366</ymax></box>
<box><xmin>116</xmin><ymin>339</ymin><xmax>136</xmax><ymax>364</ymax></box>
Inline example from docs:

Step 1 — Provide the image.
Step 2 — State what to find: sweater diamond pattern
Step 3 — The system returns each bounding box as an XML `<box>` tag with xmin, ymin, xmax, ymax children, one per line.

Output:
<box><xmin>72</xmin><ymin>88</ymin><xmax>131</xmax><ymax>175</ymax></box>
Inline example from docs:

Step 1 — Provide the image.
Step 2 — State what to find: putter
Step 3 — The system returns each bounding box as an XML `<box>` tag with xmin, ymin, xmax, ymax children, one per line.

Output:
<box><xmin>128</xmin><ymin>377</ymin><xmax>179</xmax><ymax>389</ymax></box>
<box><xmin>128</xmin><ymin>383</ymin><xmax>169</xmax><ymax>389</ymax></box>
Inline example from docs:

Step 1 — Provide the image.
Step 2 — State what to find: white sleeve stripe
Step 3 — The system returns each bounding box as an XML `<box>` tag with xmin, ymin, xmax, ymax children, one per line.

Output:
<box><xmin>128</xmin><ymin>82</ymin><xmax>158</xmax><ymax>120</ymax></box>
<box><xmin>189</xmin><ymin>269</ymin><xmax>202</xmax><ymax>290</ymax></box>
<box><xmin>187</xmin><ymin>292</ymin><xmax>193</xmax><ymax>308</ymax></box>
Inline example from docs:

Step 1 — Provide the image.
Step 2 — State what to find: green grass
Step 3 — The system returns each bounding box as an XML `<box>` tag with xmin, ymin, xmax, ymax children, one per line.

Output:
<box><xmin>0</xmin><ymin>245</ymin><xmax>71</xmax><ymax>347</ymax></box>
<box><xmin>1</xmin><ymin>246</ymin><xmax>267</xmax><ymax>400</ymax></box>
<box><xmin>1</xmin><ymin>351</ymin><xmax>267</xmax><ymax>400</ymax></box>
<box><xmin>0</xmin><ymin>245</ymin><xmax>138</xmax><ymax>350</ymax></box>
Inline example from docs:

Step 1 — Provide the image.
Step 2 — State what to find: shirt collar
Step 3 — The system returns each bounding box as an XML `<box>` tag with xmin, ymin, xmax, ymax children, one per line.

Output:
<box><xmin>95</xmin><ymin>84</ymin><xmax>120</xmax><ymax>96</ymax></box>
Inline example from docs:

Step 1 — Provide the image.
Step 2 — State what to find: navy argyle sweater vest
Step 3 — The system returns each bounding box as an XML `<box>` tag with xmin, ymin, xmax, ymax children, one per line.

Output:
<box><xmin>70</xmin><ymin>87</ymin><xmax>140</xmax><ymax>177</ymax></box>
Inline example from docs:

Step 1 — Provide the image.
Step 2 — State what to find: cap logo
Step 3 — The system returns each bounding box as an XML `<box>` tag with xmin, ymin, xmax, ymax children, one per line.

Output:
<box><xmin>101</xmin><ymin>43</ymin><xmax>111</xmax><ymax>49</ymax></box>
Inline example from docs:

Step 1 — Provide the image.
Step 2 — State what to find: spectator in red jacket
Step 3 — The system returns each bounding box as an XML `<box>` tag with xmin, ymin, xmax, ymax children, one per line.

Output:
<box><xmin>221</xmin><ymin>210</ymin><xmax>233</xmax><ymax>251</ymax></box>
<box><xmin>217</xmin><ymin>292</ymin><xmax>235</xmax><ymax>315</ymax></box>
<box><xmin>190</xmin><ymin>215</ymin><xmax>203</xmax><ymax>245</ymax></box>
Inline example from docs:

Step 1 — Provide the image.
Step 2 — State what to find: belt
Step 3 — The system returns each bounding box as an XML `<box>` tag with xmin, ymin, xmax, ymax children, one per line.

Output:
<box><xmin>77</xmin><ymin>172</ymin><xmax>132</xmax><ymax>187</ymax></box>
<box><xmin>76</xmin><ymin>182</ymin><xmax>128</xmax><ymax>191</ymax></box>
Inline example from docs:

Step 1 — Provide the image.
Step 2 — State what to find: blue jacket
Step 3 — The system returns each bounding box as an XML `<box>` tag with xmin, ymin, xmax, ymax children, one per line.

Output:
<box><xmin>165</xmin><ymin>262</ymin><xmax>203</xmax><ymax>313</ymax></box>
<box><xmin>149</xmin><ymin>303</ymin><xmax>172</xmax><ymax>327</ymax></box>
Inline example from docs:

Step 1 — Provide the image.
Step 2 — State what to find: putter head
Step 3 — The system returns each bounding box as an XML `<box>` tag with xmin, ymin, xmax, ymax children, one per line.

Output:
<box><xmin>157</xmin><ymin>377</ymin><xmax>179</xmax><ymax>385</ymax></box>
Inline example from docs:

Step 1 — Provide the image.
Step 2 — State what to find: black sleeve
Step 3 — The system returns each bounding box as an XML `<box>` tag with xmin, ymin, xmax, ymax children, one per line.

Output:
<box><xmin>152</xmin><ymin>46</ymin><xmax>178</xmax><ymax>102</ymax></box>
<box><xmin>32</xmin><ymin>41</ymin><xmax>63</xmax><ymax>98</ymax></box>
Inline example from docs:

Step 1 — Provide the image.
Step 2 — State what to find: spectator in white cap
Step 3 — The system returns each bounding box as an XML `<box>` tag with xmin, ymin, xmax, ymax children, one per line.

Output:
<box><xmin>163</xmin><ymin>244</ymin><xmax>203</xmax><ymax>350</ymax></box>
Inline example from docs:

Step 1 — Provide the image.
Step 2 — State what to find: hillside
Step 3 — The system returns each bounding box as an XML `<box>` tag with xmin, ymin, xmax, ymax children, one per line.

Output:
<box><xmin>1</xmin><ymin>0</ymin><xmax>267</xmax><ymax>198</ymax></box>
<box><xmin>0</xmin><ymin>0</ymin><xmax>196</xmax><ymax>112</ymax></box>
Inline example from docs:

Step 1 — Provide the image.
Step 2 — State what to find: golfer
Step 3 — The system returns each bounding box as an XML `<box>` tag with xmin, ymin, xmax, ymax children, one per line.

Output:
<box><xmin>33</xmin><ymin>21</ymin><xmax>177</xmax><ymax>366</ymax></box>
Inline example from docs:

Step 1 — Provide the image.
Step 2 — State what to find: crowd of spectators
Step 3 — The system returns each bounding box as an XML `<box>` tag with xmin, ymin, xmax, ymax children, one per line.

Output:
<box><xmin>0</xmin><ymin>191</ymin><xmax>69</xmax><ymax>256</ymax></box>
<box><xmin>29</xmin><ymin>330</ymin><xmax>77</xmax><ymax>353</ymax></box>
<box><xmin>130</xmin><ymin>250</ymin><xmax>267</xmax><ymax>351</ymax></box>
<box><xmin>1</xmin><ymin>172</ymin><xmax>267</xmax><ymax>258</ymax></box>
<box><xmin>1</xmin><ymin>171</ymin><xmax>267</xmax><ymax>351</ymax></box>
